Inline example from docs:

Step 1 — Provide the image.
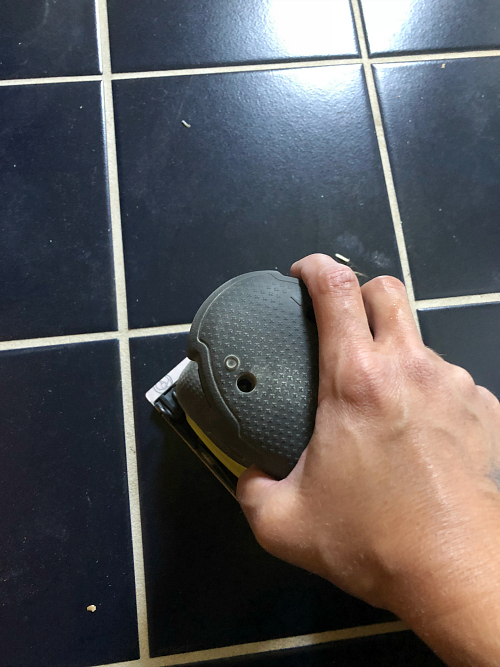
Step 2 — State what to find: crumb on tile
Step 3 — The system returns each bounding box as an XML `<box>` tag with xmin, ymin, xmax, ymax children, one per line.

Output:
<box><xmin>87</xmin><ymin>605</ymin><xmax>97</xmax><ymax>612</ymax></box>
<box><xmin>335</xmin><ymin>253</ymin><xmax>351</xmax><ymax>263</ymax></box>
<box><xmin>181</xmin><ymin>120</ymin><xmax>191</xmax><ymax>128</ymax></box>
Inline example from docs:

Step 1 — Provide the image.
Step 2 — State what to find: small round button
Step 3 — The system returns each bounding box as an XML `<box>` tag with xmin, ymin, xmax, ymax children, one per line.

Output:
<box><xmin>224</xmin><ymin>355</ymin><xmax>240</xmax><ymax>371</ymax></box>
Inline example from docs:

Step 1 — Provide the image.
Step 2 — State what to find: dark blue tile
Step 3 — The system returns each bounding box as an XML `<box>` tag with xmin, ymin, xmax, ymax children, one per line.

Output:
<box><xmin>107</xmin><ymin>0</ymin><xmax>358</xmax><ymax>73</ymax></box>
<box><xmin>374</xmin><ymin>58</ymin><xmax>500</xmax><ymax>300</ymax></box>
<box><xmin>0</xmin><ymin>82</ymin><xmax>117</xmax><ymax>341</ymax></box>
<box><xmin>0</xmin><ymin>340</ymin><xmax>138</xmax><ymax>667</ymax></box>
<box><xmin>115</xmin><ymin>65</ymin><xmax>401</xmax><ymax>329</ymax></box>
<box><xmin>0</xmin><ymin>0</ymin><xmax>99</xmax><ymax>79</ymax></box>
<box><xmin>183</xmin><ymin>631</ymin><xmax>443</xmax><ymax>666</ymax></box>
<box><xmin>130</xmin><ymin>333</ymin><xmax>394</xmax><ymax>657</ymax></box>
<box><xmin>360</xmin><ymin>0</ymin><xmax>500</xmax><ymax>56</ymax></box>
<box><xmin>419</xmin><ymin>303</ymin><xmax>500</xmax><ymax>399</ymax></box>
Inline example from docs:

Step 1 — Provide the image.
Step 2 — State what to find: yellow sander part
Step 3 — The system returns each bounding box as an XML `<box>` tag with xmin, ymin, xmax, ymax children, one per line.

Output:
<box><xmin>185</xmin><ymin>414</ymin><xmax>247</xmax><ymax>478</ymax></box>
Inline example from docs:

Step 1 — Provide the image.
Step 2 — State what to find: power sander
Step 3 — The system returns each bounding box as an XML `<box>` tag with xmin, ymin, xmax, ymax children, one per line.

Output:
<box><xmin>146</xmin><ymin>270</ymin><xmax>319</xmax><ymax>497</ymax></box>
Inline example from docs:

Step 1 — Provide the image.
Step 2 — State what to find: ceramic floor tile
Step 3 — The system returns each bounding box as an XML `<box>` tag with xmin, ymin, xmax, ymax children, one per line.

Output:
<box><xmin>0</xmin><ymin>0</ymin><xmax>99</xmax><ymax>79</ymax></box>
<box><xmin>130</xmin><ymin>333</ymin><xmax>395</xmax><ymax>657</ymax></box>
<box><xmin>184</xmin><ymin>630</ymin><xmax>444</xmax><ymax>666</ymax></box>
<box><xmin>107</xmin><ymin>0</ymin><xmax>358</xmax><ymax>73</ymax></box>
<box><xmin>0</xmin><ymin>82</ymin><xmax>117</xmax><ymax>341</ymax></box>
<box><xmin>0</xmin><ymin>340</ymin><xmax>138</xmax><ymax>667</ymax></box>
<box><xmin>374</xmin><ymin>58</ymin><xmax>500</xmax><ymax>300</ymax></box>
<box><xmin>360</xmin><ymin>0</ymin><xmax>500</xmax><ymax>56</ymax></box>
<box><xmin>419</xmin><ymin>303</ymin><xmax>500</xmax><ymax>399</ymax></box>
<box><xmin>114</xmin><ymin>65</ymin><xmax>401</xmax><ymax>329</ymax></box>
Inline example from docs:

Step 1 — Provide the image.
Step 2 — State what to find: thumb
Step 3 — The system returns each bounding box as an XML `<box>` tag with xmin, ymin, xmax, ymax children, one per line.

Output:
<box><xmin>237</xmin><ymin>466</ymin><xmax>299</xmax><ymax>558</ymax></box>
<box><xmin>236</xmin><ymin>465</ymin><xmax>276</xmax><ymax>517</ymax></box>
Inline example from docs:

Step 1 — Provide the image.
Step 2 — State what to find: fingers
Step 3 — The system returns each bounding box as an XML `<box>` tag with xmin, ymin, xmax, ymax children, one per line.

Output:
<box><xmin>291</xmin><ymin>254</ymin><xmax>373</xmax><ymax>376</ymax></box>
<box><xmin>361</xmin><ymin>276</ymin><xmax>421</xmax><ymax>347</ymax></box>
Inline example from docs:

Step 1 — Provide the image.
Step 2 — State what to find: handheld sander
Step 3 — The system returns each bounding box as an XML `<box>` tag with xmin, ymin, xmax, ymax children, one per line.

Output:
<box><xmin>146</xmin><ymin>270</ymin><xmax>319</xmax><ymax>497</ymax></box>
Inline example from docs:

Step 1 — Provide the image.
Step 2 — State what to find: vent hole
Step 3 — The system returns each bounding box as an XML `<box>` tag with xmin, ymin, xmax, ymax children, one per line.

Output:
<box><xmin>237</xmin><ymin>373</ymin><xmax>257</xmax><ymax>393</ymax></box>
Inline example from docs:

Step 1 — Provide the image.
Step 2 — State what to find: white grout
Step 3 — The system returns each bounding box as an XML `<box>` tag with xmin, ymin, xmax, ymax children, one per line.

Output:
<box><xmin>0</xmin><ymin>48</ymin><xmax>499</xmax><ymax>88</ymax></box>
<box><xmin>0</xmin><ymin>330</ymin><xmax>118</xmax><ymax>352</ymax></box>
<box><xmin>95</xmin><ymin>0</ymin><xmax>150</xmax><ymax>660</ymax></box>
<box><xmin>0</xmin><ymin>325</ymin><xmax>191</xmax><ymax>353</ymax></box>
<box><xmin>110</xmin><ymin>57</ymin><xmax>362</xmax><ymax>81</ymax></box>
<box><xmin>416</xmin><ymin>292</ymin><xmax>500</xmax><ymax>310</ymax></box>
<box><xmin>91</xmin><ymin>621</ymin><xmax>408</xmax><ymax>667</ymax></box>
<box><xmin>350</xmin><ymin>0</ymin><xmax>420</xmax><ymax>329</ymax></box>
<box><xmin>2</xmin><ymin>286</ymin><xmax>499</xmax><ymax>354</ymax></box>
<box><xmin>128</xmin><ymin>324</ymin><xmax>192</xmax><ymax>338</ymax></box>
<box><xmin>374</xmin><ymin>48</ymin><xmax>500</xmax><ymax>64</ymax></box>
<box><xmin>0</xmin><ymin>74</ymin><xmax>102</xmax><ymax>87</ymax></box>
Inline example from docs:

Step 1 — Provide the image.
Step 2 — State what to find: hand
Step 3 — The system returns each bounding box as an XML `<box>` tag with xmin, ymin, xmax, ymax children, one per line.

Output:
<box><xmin>237</xmin><ymin>254</ymin><xmax>500</xmax><ymax>667</ymax></box>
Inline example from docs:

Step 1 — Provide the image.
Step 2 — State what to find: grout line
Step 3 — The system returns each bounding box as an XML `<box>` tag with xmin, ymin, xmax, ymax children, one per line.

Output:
<box><xmin>1</xmin><ymin>284</ymin><xmax>498</xmax><ymax>355</ymax></box>
<box><xmin>0</xmin><ymin>330</ymin><xmax>118</xmax><ymax>352</ymax></box>
<box><xmin>116</xmin><ymin>333</ymin><xmax>151</xmax><ymax>659</ymax></box>
<box><xmin>0</xmin><ymin>42</ymin><xmax>499</xmax><ymax>89</ymax></box>
<box><xmin>92</xmin><ymin>621</ymin><xmax>408</xmax><ymax>667</ymax></box>
<box><xmin>110</xmin><ymin>57</ymin><xmax>362</xmax><ymax>81</ymax></box>
<box><xmin>94</xmin><ymin>0</ymin><xmax>103</xmax><ymax>75</ymax></box>
<box><xmin>350</xmin><ymin>0</ymin><xmax>419</xmax><ymax>329</ymax></box>
<box><xmin>128</xmin><ymin>324</ymin><xmax>192</xmax><ymax>338</ymax></box>
<box><xmin>1</xmin><ymin>49</ymin><xmax>499</xmax><ymax>89</ymax></box>
<box><xmin>0</xmin><ymin>325</ymin><xmax>188</xmax><ymax>352</ymax></box>
<box><xmin>372</xmin><ymin>48</ymin><xmax>500</xmax><ymax>64</ymax></box>
<box><xmin>97</xmin><ymin>17</ymin><xmax>127</xmax><ymax>333</ymax></box>
<box><xmin>416</xmin><ymin>292</ymin><xmax>500</xmax><ymax>310</ymax></box>
<box><xmin>95</xmin><ymin>0</ymin><xmax>150</xmax><ymax>660</ymax></box>
<box><xmin>0</xmin><ymin>74</ymin><xmax>102</xmax><ymax>87</ymax></box>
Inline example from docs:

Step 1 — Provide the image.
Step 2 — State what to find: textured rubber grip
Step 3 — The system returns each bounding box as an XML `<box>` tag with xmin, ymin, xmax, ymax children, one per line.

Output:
<box><xmin>176</xmin><ymin>271</ymin><xmax>319</xmax><ymax>479</ymax></box>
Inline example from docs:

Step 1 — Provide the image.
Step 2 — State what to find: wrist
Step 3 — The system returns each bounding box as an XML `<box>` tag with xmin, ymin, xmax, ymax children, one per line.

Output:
<box><xmin>395</xmin><ymin>579</ymin><xmax>500</xmax><ymax>667</ymax></box>
<box><xmin>380</xmin><ymin>506</ymin><xmax>500</xmax><ymax>665</ymax></box>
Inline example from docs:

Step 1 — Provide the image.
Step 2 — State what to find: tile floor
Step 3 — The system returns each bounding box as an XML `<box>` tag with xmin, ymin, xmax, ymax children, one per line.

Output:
<box><xmin>0</xmin><ymin>1</ymin><xmax>499</xmax><ymax>666</ymax></box>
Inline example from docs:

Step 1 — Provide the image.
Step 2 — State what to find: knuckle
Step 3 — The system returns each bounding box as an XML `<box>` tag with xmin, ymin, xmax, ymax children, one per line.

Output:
<box><xmin>309</xmin><ymin>252</ymin><xmax>335</xmax><ymax>264</ymax></box>
<box><xmin>450</xmin><ymin>365</ymin><xmax>476</xmax><ymax>392</ymax></box>
<box><xmin>339</xmin><ymin>353</ymin><xmax>388</xmax><ymax>407</ymax></box>
<box><xmin>477</xmin><ymin>385</ymin><xmax>500</xmax><ymax>408</ymax></box>
<box><xmin>402</xmin><ymin>348</ymin><xmax>440</xmax><ymax>389</ymax></box>
<box><xmin>316</xmin><ymin>264</ymin><xmax>357</xmax><ymax>295</ymax></box>
<box><xmin>365</xmin><ymin>275</ymin><xmax>406</xmax><ymax>295</ymax></box>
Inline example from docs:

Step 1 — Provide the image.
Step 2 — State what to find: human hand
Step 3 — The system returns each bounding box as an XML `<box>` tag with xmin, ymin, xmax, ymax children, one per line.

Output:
<box><xmin>237</xmin><ymin>254</ymin><xmax>500</xmax><ymax>666</ymax></box>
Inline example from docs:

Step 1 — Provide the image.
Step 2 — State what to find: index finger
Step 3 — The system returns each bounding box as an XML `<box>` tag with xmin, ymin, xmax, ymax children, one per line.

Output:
<box><xmin>291</xmin><ymin>254</ymin><xmax>373</xmax><ymax>377</ymax></box>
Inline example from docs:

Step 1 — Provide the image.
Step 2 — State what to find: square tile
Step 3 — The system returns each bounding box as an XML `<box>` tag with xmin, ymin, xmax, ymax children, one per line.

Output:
<box><xmin>0</xmin><ymin>340</ymin><xmax>139</xmax><ymax>667</ymax></box>
<box><xmin>419</xmin><ymin>303</ymin><xmax>500</xmax><ymax>399</ymax></box>
<box><xmin>184</xmin><ymin>630</ymin><xmax>443</xmax><ymax>665</ymax></box>
<box><xmin>0</xmin><ymin>82</ymin><xmax>117</xmax><ymax>341</ymax></box>
<box><xmin>107</xmin><ymin>0</ymin><xmax>358</xmax><ymax>73</ymax></box>
<box><xmin>114</xmin><ymin>65</ymin><xmax>401</xmax><ymax>329</ymax></box>
<box><xmin>360</xmin><ymin>0</ymin><xmax>500</xmax><ymax>56</ymax></box>
<box><xmin>130</xmin><ymin>333</ymin><xmax>395</xmax><ymax>658</ymax></box>
<box><xmin>374</xmin><ymin>58</ymin><xmax>500</xmax><ymax>300</ymax></box>
<box><xmin>0</xmin><ymin>0</ymin><xmax>99</xmax><ymax>79</ymax></box>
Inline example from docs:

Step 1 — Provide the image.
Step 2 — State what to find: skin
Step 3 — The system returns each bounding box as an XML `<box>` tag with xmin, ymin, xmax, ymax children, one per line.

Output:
<box><xmin>237</xmin><ymin>254</ymin><xmax>500</xmax><ymax>667</ymax></box>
